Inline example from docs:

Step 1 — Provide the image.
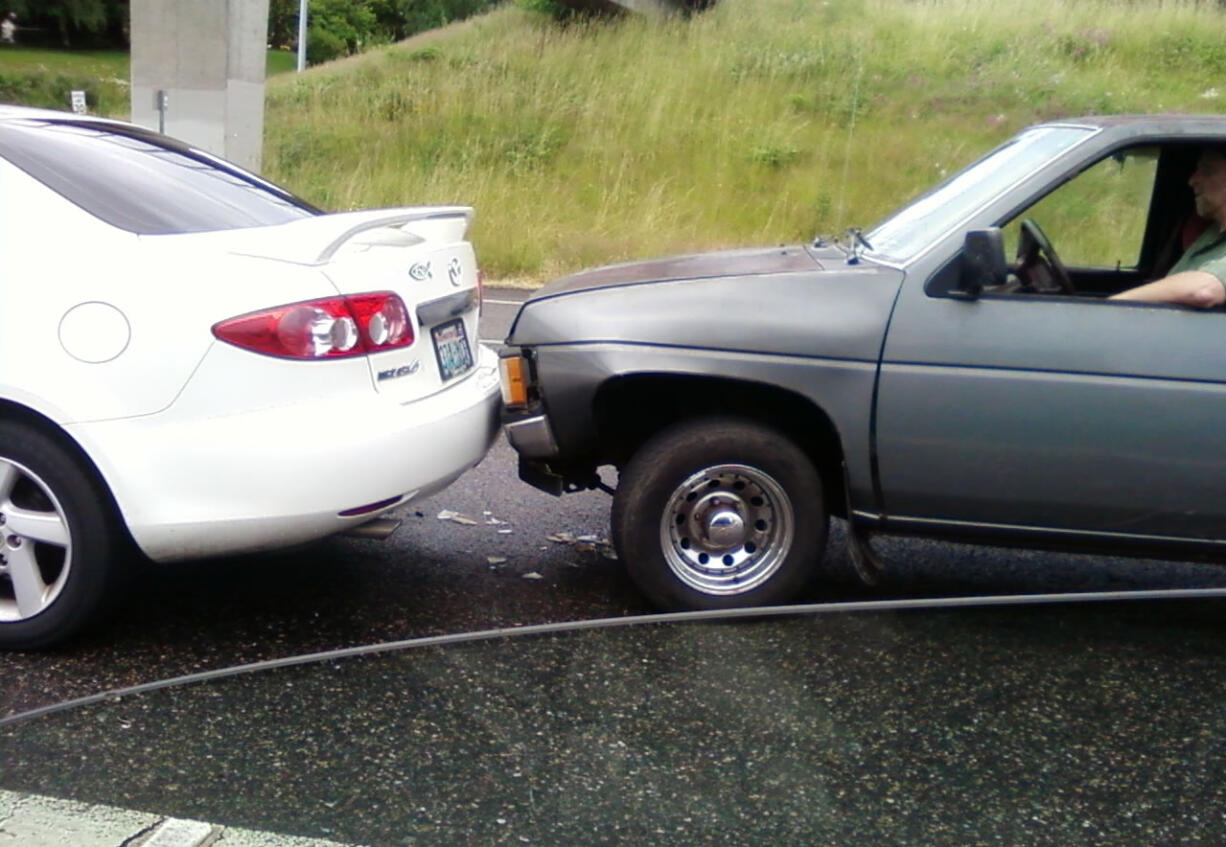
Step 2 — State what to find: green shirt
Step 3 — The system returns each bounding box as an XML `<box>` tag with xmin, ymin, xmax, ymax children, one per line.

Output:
<box><xmin>1170</xmin><ymin>222</ymin><xmax>1226</xmax><ymax>289</ymax></box>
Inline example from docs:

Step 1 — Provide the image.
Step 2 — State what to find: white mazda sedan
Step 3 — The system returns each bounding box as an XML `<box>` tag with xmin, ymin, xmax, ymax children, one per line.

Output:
<box><xmin>0</xmin><ymin>107</ymin><xmax>501</xmax><ymax>649</ymax></box>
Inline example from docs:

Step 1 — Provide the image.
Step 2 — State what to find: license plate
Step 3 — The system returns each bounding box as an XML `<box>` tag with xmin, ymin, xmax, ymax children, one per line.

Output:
<box><xmin>431</xmin><ymin>318</ymin><xmax>474</xmax><ymax>381</ymax></box>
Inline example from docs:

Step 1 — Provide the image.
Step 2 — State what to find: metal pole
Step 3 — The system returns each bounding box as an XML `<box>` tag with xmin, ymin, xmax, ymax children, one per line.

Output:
<box><xmin>296</xmin><ymin>0</ymin><xmax>307</xmax><ymax>71</ymax></box>
<box><xmin>156</xmin><ymin>90</ymin><xmax>167</xmax><ymax>134</ymax></box>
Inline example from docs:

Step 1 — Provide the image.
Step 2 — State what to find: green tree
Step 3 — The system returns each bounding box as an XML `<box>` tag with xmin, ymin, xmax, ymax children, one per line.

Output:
<box><xmin>268</xmin><ymin>0</ymin><xmax>378</xmax><ymax>62</ymax></box>
<box><xmin>7</xmin><ymin>0</ymin><xmax>127</xmax><ymax>47</ymax></box>
<box><xmin>305</xmin><ymin>0</ymin><xmax>377</xmax><ymax>63</ymax></box>
<box><xmin>267</xmin><ymin>0</ymin><xmax>301</xmax><ymax>49</ymax></box>
<box><xmin>269</xmin><ymin>0</ymin><xmax>501</xmax><ymax>63</ymax></box>
<box><xmin>371</xmin><ymin>0</ymin><xmax>499</xmax><ymax>42</ymax></box>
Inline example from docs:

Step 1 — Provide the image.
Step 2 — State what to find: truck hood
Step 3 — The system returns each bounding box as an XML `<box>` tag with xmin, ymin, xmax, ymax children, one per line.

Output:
<box><xmin>533</xmin><ymin>245</ymin><xmax>824</xmax><ymax>300</ymax></box>
<box><xmin>507</xmin><ymin>243</ymin><xmax>903</xmax><ymax>364</ymax></box>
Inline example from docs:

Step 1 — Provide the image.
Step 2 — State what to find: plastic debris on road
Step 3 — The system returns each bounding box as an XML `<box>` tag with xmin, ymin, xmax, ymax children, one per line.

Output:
<box><xmin>436</xmin><ymin>509</ymin><xmax>479</xmax><ymax>526</ymax></box>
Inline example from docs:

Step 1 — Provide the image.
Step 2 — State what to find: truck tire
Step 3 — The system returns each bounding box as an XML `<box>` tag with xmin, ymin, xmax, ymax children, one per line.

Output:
<box><xmin>612</xmin><ymin>417</ymin><xmax>826</xmax><ymax>610</ymax></box>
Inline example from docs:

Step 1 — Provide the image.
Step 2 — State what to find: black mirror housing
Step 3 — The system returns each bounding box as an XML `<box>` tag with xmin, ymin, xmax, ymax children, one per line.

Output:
<box><xmin>953</xmin><ymin>228</ymin><xmax>1008</xmax><ymax>300</ymax></box>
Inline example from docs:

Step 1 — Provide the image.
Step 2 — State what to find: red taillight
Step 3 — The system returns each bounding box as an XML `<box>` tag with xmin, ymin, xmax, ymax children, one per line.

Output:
<box><xmin>346</xmin><ymin>293</ymin><xmax>410</xmax><ymax>347</ymax></box>
<box><xmin>212</xmin><ymin>292</ymin><xmax>415</xmax><ymax>359</ymax></box>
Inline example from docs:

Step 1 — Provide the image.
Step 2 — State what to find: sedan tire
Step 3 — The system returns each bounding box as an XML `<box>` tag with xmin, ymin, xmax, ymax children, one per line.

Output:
<box><xmin>0</xmin><ymin>422</ymin><xmax>120</xmax><ymax>649</ymax></box>
<box><xmin>612</xmin><ymin>417</ymin><xmax>826</xmax><ymax>610</ymax></box>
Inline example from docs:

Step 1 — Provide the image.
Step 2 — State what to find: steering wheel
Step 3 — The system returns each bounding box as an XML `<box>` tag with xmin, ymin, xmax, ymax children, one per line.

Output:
<box><xmin>1016</xmin><ymin>218</ymin><xmax>1074</xmax><ymax>294</ymax></box>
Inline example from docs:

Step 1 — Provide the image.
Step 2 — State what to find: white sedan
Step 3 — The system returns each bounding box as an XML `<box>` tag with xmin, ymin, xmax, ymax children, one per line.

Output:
<box><xmin>0</xmin><ymin>106</ymin><xmax>501</xmax><ymax>649</ymax></box>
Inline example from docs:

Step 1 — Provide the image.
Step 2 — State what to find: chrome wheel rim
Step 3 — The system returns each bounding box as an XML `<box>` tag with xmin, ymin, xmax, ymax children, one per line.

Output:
<box><xmin>0</xmin><ymin>457</ymin><xmax>72</xmax><ymax>622</ymax></box>
<box><xmin>659</xmin><ymin>463</ymin><xmax>794</xmax><ymax>596</ymax></box>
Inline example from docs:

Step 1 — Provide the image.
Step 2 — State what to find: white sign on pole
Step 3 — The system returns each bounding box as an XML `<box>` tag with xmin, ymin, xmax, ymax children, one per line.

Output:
<box><xmin>69</xmin><ymin>90</ymin><xmax>87</xmax><ymax>114</ymax></box>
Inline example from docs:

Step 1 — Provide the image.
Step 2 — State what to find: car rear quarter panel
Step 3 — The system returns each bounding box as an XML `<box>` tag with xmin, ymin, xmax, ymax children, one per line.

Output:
<box><xmin>0</xmin><ymin>161</ymin><xmax>337</xmax><ymax>425</ymax></box>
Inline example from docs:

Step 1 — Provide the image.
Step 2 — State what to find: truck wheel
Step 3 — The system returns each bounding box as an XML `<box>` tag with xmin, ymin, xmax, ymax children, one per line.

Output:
<box><xmin>0</xmin><ymin>421</ymin><xmax>120</xmax><ymax>649</ymax></box>
<box><xmin>612</xmin><ymin>417</ymin><xmax>826</xmax><ymax>610</ymax></box>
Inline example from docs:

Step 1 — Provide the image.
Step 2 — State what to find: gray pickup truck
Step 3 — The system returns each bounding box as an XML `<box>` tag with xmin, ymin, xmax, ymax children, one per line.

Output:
<box><xmin>499</xmin><ymin>115</ymin><xmax>1226</xmax><ymax>610</ymax></box>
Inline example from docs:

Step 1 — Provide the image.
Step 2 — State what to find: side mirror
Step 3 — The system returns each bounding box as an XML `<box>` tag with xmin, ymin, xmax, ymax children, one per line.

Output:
<box><xmin>951</xmin><ymin>228</ymin><xmax>1007</xmax><ymax>300</ymax></box>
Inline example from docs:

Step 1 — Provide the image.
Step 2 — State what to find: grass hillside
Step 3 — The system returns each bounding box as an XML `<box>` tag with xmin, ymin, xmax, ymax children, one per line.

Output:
<box><xmin>252</xmin><ymin>2</ymin><xmax>1226</xmax><ymax>280</ymax></box>
<box><xmin>0</xmin><ymin>46</ymin><xmax>297</xmax><ymax>117</ymax></box>
<box><xmin>0</xmin><ymin>47</ymin><xmax>129</xmax><ymax>115</ymax></box>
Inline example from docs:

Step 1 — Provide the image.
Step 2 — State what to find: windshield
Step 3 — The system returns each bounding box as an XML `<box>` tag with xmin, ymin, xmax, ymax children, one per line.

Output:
<box><xmin>865</xmin><ymin>126</ymin><xmax>1096</xmax><ymax>262</ymax></box>
<box><xmin>0</xmin><ymin>119</ymin><xmax>318</xmax><ymax>234</ymax></box>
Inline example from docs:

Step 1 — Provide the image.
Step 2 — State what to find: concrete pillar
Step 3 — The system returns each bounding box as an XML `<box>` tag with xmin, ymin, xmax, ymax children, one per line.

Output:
<box><xmin>130</xmin><ymin>0</ymin><xmax>270</xmax><ymax>173</ymax></box>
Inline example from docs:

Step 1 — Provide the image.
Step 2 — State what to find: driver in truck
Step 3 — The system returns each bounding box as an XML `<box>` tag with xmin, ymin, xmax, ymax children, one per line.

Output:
<box><xmin>1110</xmin><ymin>145</ymin><xmax>1226</xmax><ymax>308</ymax></box>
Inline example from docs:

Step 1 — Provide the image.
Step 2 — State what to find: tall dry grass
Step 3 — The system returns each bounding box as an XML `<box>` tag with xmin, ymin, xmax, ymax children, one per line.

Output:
<box><xmin>263</xmin><ymin>0</ymin><xmax>1226</xmax><ymax>281</ymax></box>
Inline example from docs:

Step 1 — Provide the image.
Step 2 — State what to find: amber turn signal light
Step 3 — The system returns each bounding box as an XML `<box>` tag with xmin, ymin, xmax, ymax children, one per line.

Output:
<box><xmin>500</xmin><ymin>355</ymin><xmax>529</xmax><ymax>407</ymax></box>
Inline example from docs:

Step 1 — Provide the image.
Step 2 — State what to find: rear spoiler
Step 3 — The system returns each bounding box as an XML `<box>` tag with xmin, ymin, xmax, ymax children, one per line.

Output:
<box><xmin>184</xmin><ymin>206</ymin><xmax>475</xmax><ymax>266</ymax></box>
<box><xmin>315</xmin><ymin>207</ymin><xmax>474</xmax><ymax>263</ymax></box>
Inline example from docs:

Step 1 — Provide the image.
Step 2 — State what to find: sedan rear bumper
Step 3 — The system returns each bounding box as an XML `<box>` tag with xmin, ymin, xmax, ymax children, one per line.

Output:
<box><xmin>70</xmin><ymin>346</ymin><xmax>502</xmax><ymax>562</ymax></box>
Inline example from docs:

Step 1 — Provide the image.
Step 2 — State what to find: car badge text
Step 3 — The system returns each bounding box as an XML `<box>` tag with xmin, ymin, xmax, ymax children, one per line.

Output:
<box><xmin>448</xmin><ymin>257</ymin><xmax>463</xmax><ymax>287</ymax></box>
<box><xmin>409</xmin><ymin>262</ymin><xmax>432</xmax><ymax>281</ymax></box>
<box><xmin>377</xmin><ymin>361</ymin><xmax>421</xmax><ymax>382</ymax></box>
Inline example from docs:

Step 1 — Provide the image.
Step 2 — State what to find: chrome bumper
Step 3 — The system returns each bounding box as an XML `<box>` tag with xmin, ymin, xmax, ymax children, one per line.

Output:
<box><xmin>504</xmin><ymin>413</ymin><xmax>559</xmax><ymax>458</ymax></box>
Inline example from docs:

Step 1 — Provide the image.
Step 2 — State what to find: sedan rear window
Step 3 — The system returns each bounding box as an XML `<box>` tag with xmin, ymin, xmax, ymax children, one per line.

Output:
<box><xmin>0</xmin><ymin>119</ymin><xmax>318</xmax><ymax>234</ymax></box>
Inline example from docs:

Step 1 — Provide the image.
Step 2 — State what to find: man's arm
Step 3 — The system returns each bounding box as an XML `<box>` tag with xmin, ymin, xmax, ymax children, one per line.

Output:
<box><xmin>1108</xmin><ymin>270</ymin><xmax>1226</xmax><ymax>308</ymax></box>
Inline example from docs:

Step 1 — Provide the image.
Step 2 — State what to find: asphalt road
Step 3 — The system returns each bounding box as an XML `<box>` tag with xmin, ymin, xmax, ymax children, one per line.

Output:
<box><xmin>4</xmin><ymin>288</ymin><xmax>1226</xmax><ymax>720</ymax></box>
<box><xmin>9</xmin><ymin>602</ymin><xmax>1226</xmax><ymax>846</ymax></box>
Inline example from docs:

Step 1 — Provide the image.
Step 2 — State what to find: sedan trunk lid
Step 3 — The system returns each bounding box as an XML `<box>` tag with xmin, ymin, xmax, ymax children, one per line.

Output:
<box><xmin>310</xmin><ymin>208</ymin><xmax>485</xmax><ymax>404</ymax></box>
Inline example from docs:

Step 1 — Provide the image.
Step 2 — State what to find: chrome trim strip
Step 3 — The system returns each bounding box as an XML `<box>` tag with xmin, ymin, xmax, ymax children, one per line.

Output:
<box><xmin>417</xmin><ymin>289</ymin><xmax>478</xmax><ymax>328</ymax></box>
<box><xmin>884</xmin><ymin>514</ymin><xmax>1226</xmax><ymax>548</ymax></box>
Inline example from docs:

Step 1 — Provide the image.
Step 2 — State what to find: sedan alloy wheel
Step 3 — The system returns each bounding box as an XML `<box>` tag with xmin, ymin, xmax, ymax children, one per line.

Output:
<box><xmin>0</xmin><ymin>455</ymin><xmax>72</xmax><ymax>622</ymax></box>
<box><xmin>0</xmin><ymin>422</ymin><xmax>119</xmax><ymax>649</ymax></box>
